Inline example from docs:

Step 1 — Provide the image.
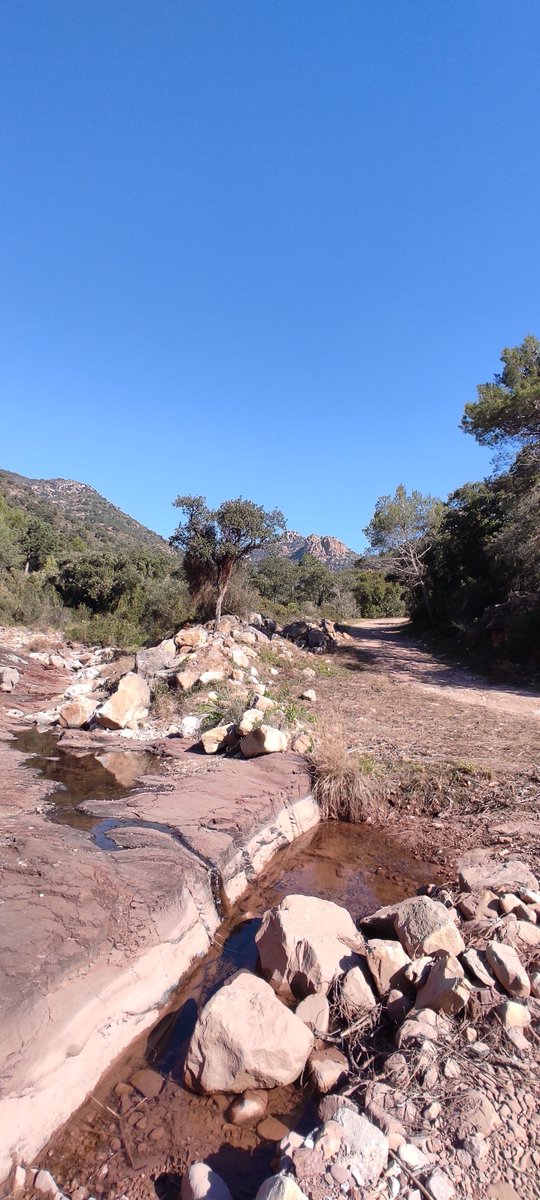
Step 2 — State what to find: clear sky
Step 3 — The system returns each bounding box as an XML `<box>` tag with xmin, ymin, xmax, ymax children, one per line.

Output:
<box><xmin>1</xmin><ymin>2</ymin><xmax>539</xmax><ymax>551</ymax></box>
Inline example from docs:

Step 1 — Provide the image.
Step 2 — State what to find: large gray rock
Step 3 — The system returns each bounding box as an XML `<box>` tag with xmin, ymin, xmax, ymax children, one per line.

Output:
<box><xmin>361</xmin><ymin>896</ymin><xmax>464</xmax><ymax>959</ymax></box>
<box><xmin>394</xmin><ymin>897</ymin><xmax>464</xmax><ymax>958</ymax></box>
<box><xmin>136</xmin><ymin>639</ymin><xmax>179</xmax><ymax>679</ymax></box>
<box><xmin>96</xmin><ymin>672</ymin><xmax>150</xmax><ymax>730</ymax></box>
<box><xmin>185</xmin><ymin>971</ymin><xmax>314</xmax><ymax>1093</ymax></box>
<box><xmin>256</xmin><ymin>893</ymin><xmax>364</xmax><ymax>999</ymax></box>
<box><xmin>333</xmin><ymin>1108</ymin><xmax>389</xmax><ymax>1186</ymax></box>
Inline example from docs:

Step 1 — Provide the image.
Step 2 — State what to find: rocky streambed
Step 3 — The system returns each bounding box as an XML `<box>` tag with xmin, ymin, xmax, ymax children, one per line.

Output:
<box><xmin>18</xmin><ymin>820</ymin><xmax>438</xmax><ymax>1200</ymax></box>
<box><xmin>19</xmin><ymin>843</ymin><xmax>540</xmax><ymax>1200</ymax></box>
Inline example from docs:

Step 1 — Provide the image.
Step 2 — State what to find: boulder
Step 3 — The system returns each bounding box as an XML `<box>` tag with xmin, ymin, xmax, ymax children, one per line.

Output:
<box><xmin>485</xmin><ymin>941</ymin><xmax>530</xmax><ymax>997</ymax></box>
<box><xmin>198</xmin><ymin>669</ymin><xmax>224</xmax><ymax>685</ymax></box>
<box><xmin>394</xmin><ymin>896</ymin><xmax>465</xmax><ymax>958</ymax></box>
<box><xmin>301</xmin><ymin>689</ymin><xmax>316</xmax><ymax>702</ymax></box>
<box><xmin>238</xmin><ymin>709</ymin><xmax>263</xmax><ymax>735</ymax></box>
<box><xmin>240</xmin><ymin>725</ymin><xmax>288</xmax><ymax>758</ymax></box>
<box><xmin>510</xmin><ymin>919</ymin><xmax>540</xmax><ymax>947</ymax></box>
<box><xmin>58</xmin><ymin>696</ymin><xmax>97</xmax><ymax>729</ymax></box>
<box><xmin>499</xmin><ymin>892</ymin><xmax>536</xmax><ymax>921</ymax></box>
<box><xmin>340</xmin><ymin>963</ymin><xmax>377</xmax><ymax>1013</ymax></box>
<box><xmin>458</xmin><ymin>852</ymin><xmax>538</xmax><ymax>896</ymax></box>
<box><xmin>181</xmin><ymin>1164</ymin><xmax>231</xmax><ymax>1200</ymax></box>
<box><xmin>256</xmin><ymin>893</ymin><xmax>364</xmax><ymax>998</ymax></box>
<box><xmin>461</xmin><ymin>947</ymin><xmax>496</xmax><ymax>987</ymax></box>
<box><xmin>231</xmin><ymin>647</ymin><xmax>251</xmax><ymax>669</ymax></box>
<box><xmin>365</xmin><ymin>939</ymin><xmax>410</xmax><ymax>996</ymax></box>
<box><xmin>184</xmin><ymin>971</ymin><xmax>314</xmax><ymax>1092</ymax></box>
<box><xmin>175</xmin><ymin>670</ymin><xmax>202</xmax><ymax>694</ymax></box>
<box><xmin>256</xmin><ymin>1178</ymin><xmax>308</xmax><ymax>1200</ymax></box>
<box><xmin>498</xmin><ymin>1000</ymin><xmax>531</xmax><ymax>1029</ymax></box>
<box><xmin>295</xmin><ymin>993</ymin><xmax>330</xmax><ymax>1032</ymax></box>
<box><xmin>308</xmin><ymin>1048</ymin><xmax>348</xmax><ymax>1093</ymax></box>
<box><xmin>200</xmin><ymin>723</ymin><xmax>237</xmax><ymax>755</ymax></box>
<box><xmin>0</xmin><ymin>667</ymin><xmax>19</xmax><ymax>692</ymax></box>
<box><xmin>233</xmin><ymin>629</ymin><xmax>257</xmax><ymax>646</ymax></box>
<box><xmin>332</xmin><ymin>1108</ymin><xmax>389</xmax><ymax>1187</ymax></box>
<box><xmin>175</xmin><ymin>627</ymin><xmax>208</xmax><ymax>649</ymax></box>
<box><xmin>416</xmin><ymin>952</ymin><xmax>471</xmax><ymax>1015</ymax></box>
<box><xmin>96</xmin><ymin>672</ymin><xmax>150</xmax><ymax>730</ymax></box>
<box><xmin>136</xmin><ymin>639</ymin><xmax>179</xmax><ymax>679</ymax></box>
<box><xmin>179</xmin><ymin>714</ymin><xmax>203</xmax><ymax>739</ymax></box>
<box><xmin>253</xmin><ymin>695</ymin><xmax>277</xmax><ymax>713</ymax></box>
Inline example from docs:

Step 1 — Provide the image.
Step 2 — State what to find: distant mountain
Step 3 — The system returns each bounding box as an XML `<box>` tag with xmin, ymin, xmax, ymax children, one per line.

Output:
<box><xmin>0</xmin><ymin>469</ymin><xmax>173</xmax><ymax>558</ymax></box>
<box><xmin>257</xmin><ymin>530</ymin><xmax>359</xmax><ymax>571</ymax></box>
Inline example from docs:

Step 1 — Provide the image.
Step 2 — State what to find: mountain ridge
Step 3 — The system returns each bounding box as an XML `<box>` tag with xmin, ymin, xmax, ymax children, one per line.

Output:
<box><xmin>0</xmin><ymin>469</ymin><xmax>357</xmax><ymax>569</ymax></box>
<box><xmin>0</xmin><ymin>469</ymin><xmax>173</xmax><ymax>558</ymax></box>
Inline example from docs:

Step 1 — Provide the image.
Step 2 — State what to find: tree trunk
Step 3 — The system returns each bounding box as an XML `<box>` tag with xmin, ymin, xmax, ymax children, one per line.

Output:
<box><xmin>419</xmin><ymin>577</ymin><xmax>434</xmax><ymax>624</ymax></box>
<box><xmin>215</xmin><ymin>586</ymin><xmax>226</xmax><ymax>629</ymax></box>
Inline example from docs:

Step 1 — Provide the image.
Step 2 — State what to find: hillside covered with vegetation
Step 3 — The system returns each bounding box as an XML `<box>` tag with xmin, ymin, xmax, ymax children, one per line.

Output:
<box><xmin>0</xmin><ymin>471</ymin><xmax>402</xmax><ymax>646</ymax></box>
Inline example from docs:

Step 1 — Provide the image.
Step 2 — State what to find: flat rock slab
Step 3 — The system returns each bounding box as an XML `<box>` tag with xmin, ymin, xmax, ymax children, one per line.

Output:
<box><xmin>78</xmin><ymin>751</ymin><xmax>315</xmax><ymax>902</ymax></box>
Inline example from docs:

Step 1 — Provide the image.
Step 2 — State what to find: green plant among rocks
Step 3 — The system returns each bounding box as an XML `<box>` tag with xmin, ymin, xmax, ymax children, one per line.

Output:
<box><xmin>197</xmin><ymin>688</ymin><xmax>248</xmax><ymax>733</ymax></box>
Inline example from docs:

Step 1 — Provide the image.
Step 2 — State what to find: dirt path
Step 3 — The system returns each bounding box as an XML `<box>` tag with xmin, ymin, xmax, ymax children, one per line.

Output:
<box><xmin>313</xmin><ymin>619</ymin><xmax>540</xmax><ymax>777</ymax></box>
<box><xmin>347</xmin><ymin>618</ymin><xmax>540</xmax><ymax>720</ymax></box>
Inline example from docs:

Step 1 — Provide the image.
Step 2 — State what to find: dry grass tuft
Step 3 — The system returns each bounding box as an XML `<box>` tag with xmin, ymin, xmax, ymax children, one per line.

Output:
<box><xmin>309</xmin><ymin>729</ymin><xmax>386</xmax><ymax>822</ymax></box>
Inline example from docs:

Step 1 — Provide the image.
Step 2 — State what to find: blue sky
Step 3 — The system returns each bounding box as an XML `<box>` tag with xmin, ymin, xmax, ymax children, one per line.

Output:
<box><xmin>1</xmin><ymin>1</ymin><xmax>539</xmax><ymax>551</ymax></box>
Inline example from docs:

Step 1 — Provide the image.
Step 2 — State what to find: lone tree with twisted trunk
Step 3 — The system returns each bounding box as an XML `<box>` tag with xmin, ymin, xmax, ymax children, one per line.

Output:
<box><xmin>170</xmin><ymin>495</ymin><xmax>286</xmax><ymax>626</ymax></box>
<box><xmin>364</xmin><ymin>484</ymin><xmax>442</xmax><ymax>622</ymax></box>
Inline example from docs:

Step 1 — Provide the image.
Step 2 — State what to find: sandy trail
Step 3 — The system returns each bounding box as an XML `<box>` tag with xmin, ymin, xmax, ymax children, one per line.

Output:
<box><xmin>348</xmin><ymin>618</ymin><xmax>540</xmax><ymax>721</ymax></box>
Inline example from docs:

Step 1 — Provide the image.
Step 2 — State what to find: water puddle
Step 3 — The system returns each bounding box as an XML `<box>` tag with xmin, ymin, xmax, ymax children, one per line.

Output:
<box><xmin>11</xmin><ymin>728</ymin><xmax>165</xmax><ymax>840</ymax></box>
<box><xmin>44</xmin><ymin>819</ymin><xmax>440</xmax><ymax>1200</ymax></box>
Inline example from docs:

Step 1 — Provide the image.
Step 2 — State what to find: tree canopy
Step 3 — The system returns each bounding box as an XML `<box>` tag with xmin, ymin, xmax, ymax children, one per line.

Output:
<box><xmin>170</xmin><ymin>495</ymin><xmax>286</xmax><ymax>624</ymax></box>
<box><xmin>364</xmin><ymin>485</ymin><xmax>442</xmax><ymax>619</ymax></box>
<box><xmin>461</xmin><ymin>334</ymin><xmax>540</xmax><ymax>451</ymax></box>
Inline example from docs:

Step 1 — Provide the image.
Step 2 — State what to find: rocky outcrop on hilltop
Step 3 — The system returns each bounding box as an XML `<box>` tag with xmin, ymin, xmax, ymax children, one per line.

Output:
<box><xmin>256</xmin><ymin>531</ymin><xmax>358</xmax><ymax>571</ymax></box>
